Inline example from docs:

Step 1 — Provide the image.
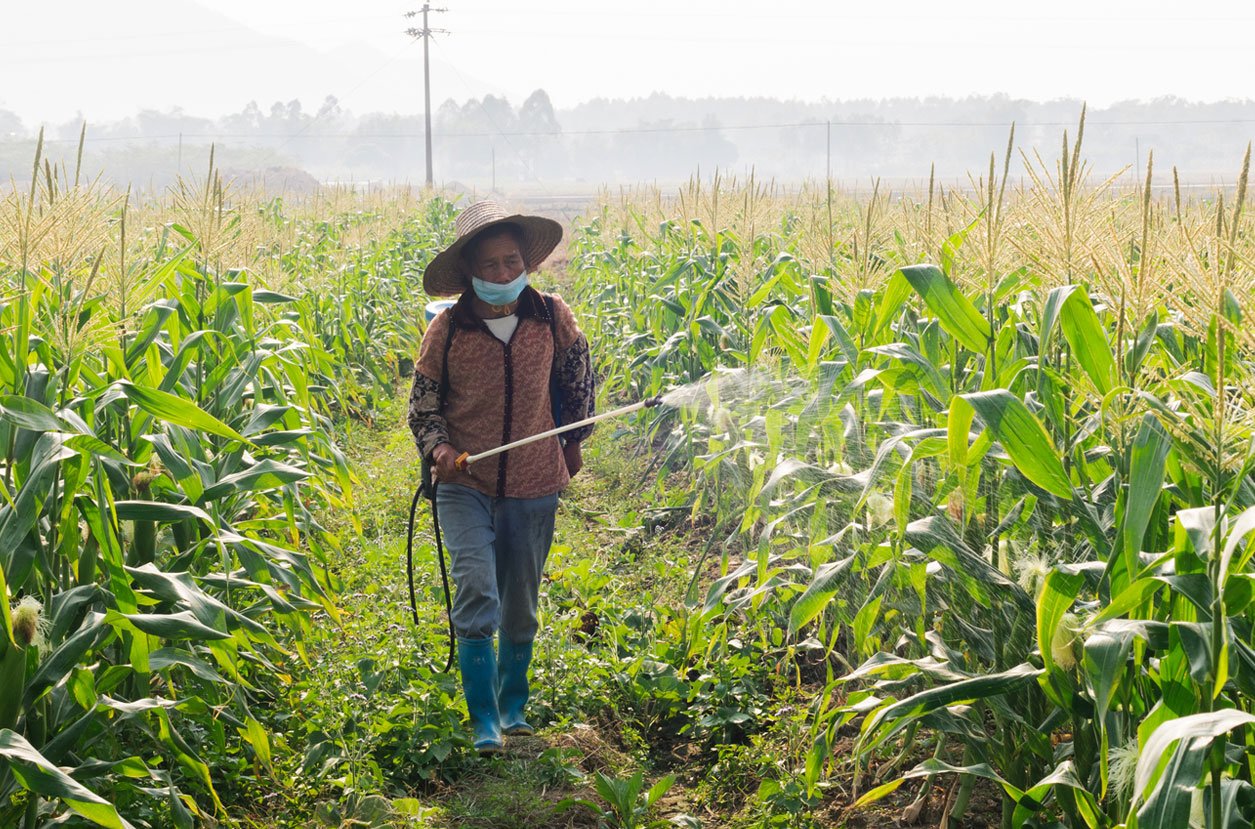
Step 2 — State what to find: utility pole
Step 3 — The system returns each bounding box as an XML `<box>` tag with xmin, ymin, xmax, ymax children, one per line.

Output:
<box><xmin>826</xmin><ymin>120</ymin><xmax>831</xmax><ymax>182</ymax></box>
<box><xmin>405</xmin><ymin>5</ymin><xmax>447</xmax><ymax>187</ymax></box>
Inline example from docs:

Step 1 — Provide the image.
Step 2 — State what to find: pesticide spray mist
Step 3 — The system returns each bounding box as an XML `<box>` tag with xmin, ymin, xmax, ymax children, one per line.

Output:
<box><xmin>656</xmin><ymin>367</ymin><xmax>787</xmax><ymax>410</ymax></box>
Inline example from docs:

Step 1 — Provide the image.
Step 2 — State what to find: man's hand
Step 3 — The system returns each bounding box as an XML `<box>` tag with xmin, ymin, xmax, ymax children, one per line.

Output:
<box><xmin>432</xmin><ymin>443</ymin><xmax>463</xmax><ymax>480</ymax></box>
<box><xmin>563</xmin><ymin>441</ymin><xmax>583</xmax><ymax>478</ymax></box>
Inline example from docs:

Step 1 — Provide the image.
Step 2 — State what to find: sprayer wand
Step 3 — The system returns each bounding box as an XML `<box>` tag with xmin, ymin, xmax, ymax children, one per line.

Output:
<box><xmin>454</xmin><ymin>395</ymin><xmax>663</xmax><ymax>470</ymax></box>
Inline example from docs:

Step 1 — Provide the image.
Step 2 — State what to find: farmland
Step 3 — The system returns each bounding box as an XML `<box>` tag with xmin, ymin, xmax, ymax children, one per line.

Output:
<box><xmin>4</xmin><ymin>117</ymin><xmax>1255</xmax><ymax>829</ymax></box>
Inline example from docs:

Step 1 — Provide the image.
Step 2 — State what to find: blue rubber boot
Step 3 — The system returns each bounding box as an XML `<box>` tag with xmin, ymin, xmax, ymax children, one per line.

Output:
<box><xmin>497</xmin><ymin>638</ymin><xmax>535</xmax><ymax>736</ymax></box>
<box><xmin>457</xmin><ymin>637</ymin><xmax>503</xmax><ymax>755</ymax></box>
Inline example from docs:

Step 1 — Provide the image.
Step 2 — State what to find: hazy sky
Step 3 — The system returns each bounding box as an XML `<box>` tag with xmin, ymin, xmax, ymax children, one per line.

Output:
<box><xmin>3</xmin><ymin>0</ymin><xmax>1255</xmax><ymax>124</ymax></box>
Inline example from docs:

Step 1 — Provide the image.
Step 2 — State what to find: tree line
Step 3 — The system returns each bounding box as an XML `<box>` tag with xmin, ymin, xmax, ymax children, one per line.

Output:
<box><xmin>1</xmin><ymin>91</ymin><xmax>1251</xmax><ymax>191</ymax></box>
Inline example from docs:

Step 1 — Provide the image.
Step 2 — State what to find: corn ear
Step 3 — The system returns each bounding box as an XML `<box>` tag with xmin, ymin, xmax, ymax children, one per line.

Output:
<box><xmin>0</xmin><ymin>642</ymin><xmax>26</xmax><ymax>731</ymax></box>
<box><xmin>76</xmin><ymin>536</ymin><xmax>98</xmax><ymax>587</ymax></box>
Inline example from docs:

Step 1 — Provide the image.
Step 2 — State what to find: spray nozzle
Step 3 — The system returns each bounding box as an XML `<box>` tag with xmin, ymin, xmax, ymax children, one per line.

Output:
<box><xmin>644</xmin><ymin>396</ymin><xmax>664</xmax><ymax>408</ymax></box>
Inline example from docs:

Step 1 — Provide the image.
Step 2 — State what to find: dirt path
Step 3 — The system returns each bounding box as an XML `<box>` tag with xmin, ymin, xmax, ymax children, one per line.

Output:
<box><xmin>284</xmin><ymin>391</ymin><xmax>719</xmax><ymax>828</ymax></box>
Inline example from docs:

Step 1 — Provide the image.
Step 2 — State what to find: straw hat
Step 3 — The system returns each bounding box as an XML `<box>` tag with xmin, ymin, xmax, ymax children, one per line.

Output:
<box><xmin>423</xmin><ymin>200</ymin><xmax>563</xmax><ymax>297</ymax></box>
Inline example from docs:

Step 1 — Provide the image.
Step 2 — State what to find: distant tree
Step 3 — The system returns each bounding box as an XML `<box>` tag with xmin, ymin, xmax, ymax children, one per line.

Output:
<box><xmin>518</xmin><ymin>90</ymin><xmax>562</xmax><ymax>177</ymax></box>
<box><xmin>131</xmin><ymin>107</ymin><xmax>215</xmax><ymax>140</ymax></box>
<box><xmin>221</xmin><ymin>101</ymin><xmax>265</xmax><ymax>134</ymax></box>
<box><xmin>477</xmin><ymin>95</ymin><xmax>516</xmax><ymax>134</ymax></box>
<box><xmin>353</xmin><ymin>112</ymin><xmax>424</xmax><ymax>179</ymax></box>
<box><xmin>437</xmin><ymin>99</ymin><xmax>461</xmax><ymax>120</ymax></box>
<box><xmin>54</xmin><ymin>113</ymin><xmax>87</xmax><ymax>142</ymax></box>
<box><xmin>7</xmin><ymin>92</ymin><xmax>1255</xmax><ymax>189</ymax></box>
<box><xmin>609</xmin><ymin>115</ymin><xmax>737</xmax><ymax>180</ymax></box>
<box><xmin>519</xmin><ymin>90</ymin><xmax>560</xmax><ymax>134</ymax></box>
<box><xmin>316</xmin><ymin>95</ymin><xmax>344</xmax><ymax>123</ymax></box>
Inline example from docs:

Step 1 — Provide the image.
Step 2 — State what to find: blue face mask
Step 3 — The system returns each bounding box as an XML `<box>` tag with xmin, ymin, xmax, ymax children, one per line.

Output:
<box><xmin>472</xmin><ymin>271</ymin><xmax>528</xmax><ymax>305</ymax></box>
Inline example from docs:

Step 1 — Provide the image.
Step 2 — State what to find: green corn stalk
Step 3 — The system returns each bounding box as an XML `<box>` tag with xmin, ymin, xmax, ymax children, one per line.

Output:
<box><xmin>566</xmin><ymin>142</ymin><xmax>1255</xmax><ymax>828</ymax></box>
<box><xmin>0</xmin><ymin>141</ymin><xmax>457</xmax><ymax>825</ymax></box>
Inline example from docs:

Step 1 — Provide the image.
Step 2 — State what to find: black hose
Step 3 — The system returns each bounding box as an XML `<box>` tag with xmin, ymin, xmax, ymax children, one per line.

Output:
<box><xmin>408</xmin><ymin>459</ymin><xmax>456</xmax><ymax>673</ymax></box>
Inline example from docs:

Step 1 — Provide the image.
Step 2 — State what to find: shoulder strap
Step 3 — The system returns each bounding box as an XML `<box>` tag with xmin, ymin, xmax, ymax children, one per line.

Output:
<box><xmin>437</xmin><ymin>313</ymin><xmax>457</xmax><ymax>412</ymax></box>
<box><xmin>544</xmin><ymin>294</ymin><xmax>557</xmax><ymax>340</ymax></box>
<box><xmin>543</xmin><ymin>294</ymin><xmax>564</xmax><ymax>431</ymax></box>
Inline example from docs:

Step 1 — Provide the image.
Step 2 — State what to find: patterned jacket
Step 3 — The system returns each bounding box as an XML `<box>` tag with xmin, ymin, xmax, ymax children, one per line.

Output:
<box><xmin>407</xmin><ymin>287</ymin><xmax>596</xmax><ymax>498</ymax></box>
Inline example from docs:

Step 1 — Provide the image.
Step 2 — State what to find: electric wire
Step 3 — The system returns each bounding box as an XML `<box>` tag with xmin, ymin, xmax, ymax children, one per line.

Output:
<box><xmin>37</xmin><ymin>115</ymin><xmax>1255</xmax><ymax>145</ymax></box>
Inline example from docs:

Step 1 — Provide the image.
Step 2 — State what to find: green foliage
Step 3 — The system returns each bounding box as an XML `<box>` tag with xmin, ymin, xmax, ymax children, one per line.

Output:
<box><xmin>0</xmin><ymin>145</ymin><xmax>458</xmax><ymax>825</ymax></box>
<box><xmin>566</xmin><ymin>142</ymin><xmax>1255</xmax><ymax>829</ymax></box>
<box><xmin>563</xmin><ymin>769</ymin><xmax>691</xmax><ymax>829</ymax></box>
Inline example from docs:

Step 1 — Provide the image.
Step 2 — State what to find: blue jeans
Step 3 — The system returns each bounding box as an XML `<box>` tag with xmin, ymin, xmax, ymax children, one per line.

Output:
<box><xmin>435</xmin><ymin>483</ymin><xmax>558</xmax><ymax>643</ymax></box>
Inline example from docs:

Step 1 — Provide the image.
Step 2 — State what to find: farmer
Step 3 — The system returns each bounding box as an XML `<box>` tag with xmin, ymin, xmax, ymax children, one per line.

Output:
<box><xmin>407</xmin><ymin>200</ymin><xmax>595</xmax><ymax>754</ymax></box>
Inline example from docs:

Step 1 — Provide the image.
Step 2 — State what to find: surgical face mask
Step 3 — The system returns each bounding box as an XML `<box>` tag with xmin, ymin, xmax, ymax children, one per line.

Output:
<box><xmin>472</xmin><ymin>270</ymin><xmax>528</xmax><ymax>305</ymax></box>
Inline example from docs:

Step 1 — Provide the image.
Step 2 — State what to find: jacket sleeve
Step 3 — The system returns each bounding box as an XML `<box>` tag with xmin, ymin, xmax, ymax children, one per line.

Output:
<box><xmin>551</xmin><ymin>296</ymin><xmax>596</xmax><ymax>443</ymax></box>
<box><xmin>407</xmin><ymin>313</ymin><xmax>452</xmax><ymax>458</ymax></box>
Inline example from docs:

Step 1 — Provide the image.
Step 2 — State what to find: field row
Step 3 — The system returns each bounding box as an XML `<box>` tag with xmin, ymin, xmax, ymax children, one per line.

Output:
<box><xmin>0</xmin><ymin>140</ymin><xmax>457</xmax><ymax>827</ymax></box>
<box><xmin>564</xmin><ymin>130</ymin><xmax>1255</xmax><ymax>827</ymax></box>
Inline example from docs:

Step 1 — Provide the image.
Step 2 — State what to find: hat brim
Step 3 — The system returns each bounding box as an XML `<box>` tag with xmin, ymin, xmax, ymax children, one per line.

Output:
<box><xmin>422</xmin><ymin>214</ymin><xmax>564</xmax><ymax>297</ymax></box>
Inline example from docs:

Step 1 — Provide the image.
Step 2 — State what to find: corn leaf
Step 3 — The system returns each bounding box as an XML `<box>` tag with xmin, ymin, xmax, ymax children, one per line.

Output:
<box><xmin>852</xmin><ymin>777</ymin><xmax>906</xmax><ymax>808</ymax></box>
<box><xmin>253</xmin><ymin>289</ymin><xmax>298</xmax><ymax>303</ymax></box>
<box><xmin>961</xmin><ymin>390</ymin><xmax>1072</xmax><ymax>499</ymax></box>
<box><xmin>905</xmin><ymin>515</ymin><xmax>1028</xmax><ymax>609</ymax></box>
<box><xmin>126</xmin><ymin>564</ymin><xmax>273</xmax><ymax>639</ymax></box>
<box><xmin>1220</xmin><ymin>505</ymin><xmax>1255</xmax><ymax>587</ymax></box>
<box><xmin>1036</xmin><ymin>569</ymin><xmax>1084</xmax><ymax>708</ymax></box>
<box><xmin>25</xmin><ymin>614</ymin><xmax>112</xmax><ymax>705</ymax></box>
<box><xmin>871</xmin><ymin>270</ymin><xmax>912</xmax><ymax>339</ymax></box>
<box><xmin>1054</xmin><ymin>285</ymin><xmax>1117</xmax><ymax>394</ymax></box>
<box><xmin>1117</xmin><ymin>414</ymin><xmax>1171</xmax><ymax>589</ymax></box>
<box><xmin>1134</xmin><ymin>709</ymin><xmax>1255</xmax><ymax>813</ymax></box>
<box><xmin>240</xmin><ymin>716</ymin><xmax>273</xmax><ymax>772</ymax></box>
<box><xmin>899</xmin><ymin>264</ymin><xmax>990</xmax><ymax>353</ymax></box>
<box><xmin>0</xmin><ymin>439</ymin><xmax>76</xmax><ymax>587</ymax></box>
<box><xmin>948</xmin><ymin>396</ymin><xmax>976</xmax><ymax>468</ymax></box>
<box><xmin>105</xmin><ymin>610</ymin><xmax>231</xmax><ymax>642</ymax></box>
<box><xmin>114</xmin><ymin>501</ymin><xmax>212</xmax><ymax>524</ymax></box>
<box><xmin>1011</xmin><ymin>761</ymin><xmax>1102</xmax><ymax>828</ymax></box>
<box><xmin>1082</xmin><ymin>629</ymin><xmax>1135</xmax><ymax>800</ymax></box>
<box><xmin>860</xmin><ymin>663</ymin><xmax>1041</xmax><ymax>754</ymax></box>
<box><xmin>1087</xmin><ymin>578</ymin><xmax>1165</xmax><ymax>628</ymax></box>
<box><xmin>0</xmin><ymin>394</ymin><xmax>63</xmax><ymax>431</ymax></box>
<box><xmin>116</xmin><ymin>380</ymin><xmax>248</xmax><ymax>444</ymax></box>
<box><xmin>197</xmin><ymin>459</ymin><xmax>311</xmax><ymax>504</ymax></box>
<box><xmin>0</xmin><ymin>729</ymin><xmax>134</xmax><ymax>829</ymax></box>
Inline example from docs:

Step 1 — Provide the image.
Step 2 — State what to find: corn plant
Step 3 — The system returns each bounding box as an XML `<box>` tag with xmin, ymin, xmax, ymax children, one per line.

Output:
<box><xmin>0</xmin><ymin>134</ymin><xmax>456</xmax><ymax>826</ymax></box>
<box><xmin>568</xmin><ymin>114</ymin><xmax>1255</xmax><ymax>828</ymax></box>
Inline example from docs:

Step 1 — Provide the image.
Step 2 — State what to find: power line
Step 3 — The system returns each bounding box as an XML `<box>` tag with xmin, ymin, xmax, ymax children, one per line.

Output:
<box><xmin>450</xmin><ymin>5</ymin><xmax>1255</xmax><ymax>22</ymax></box>
<box><xmin>29</xmin><ymin>115</ymin><xmax>1255</xmax><ymax>145</ymax></box>
<box><xmin>2</xmin><ymin>15</ymin><xmax>399</xmax><ymax>48</ymax></box>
